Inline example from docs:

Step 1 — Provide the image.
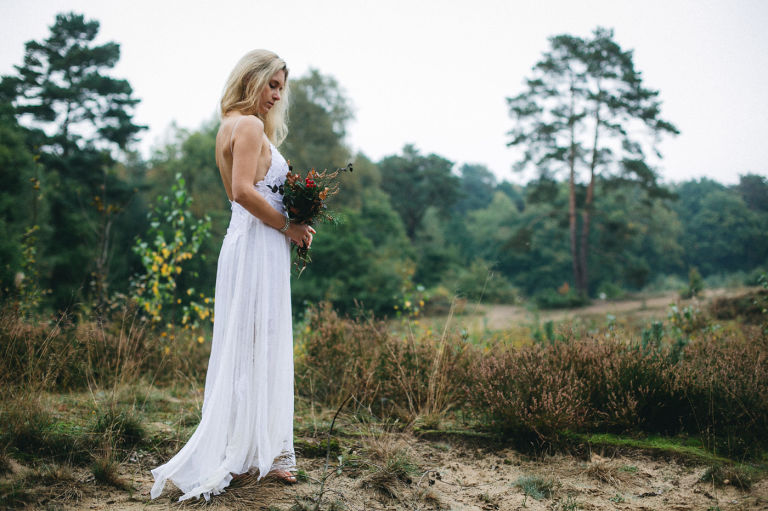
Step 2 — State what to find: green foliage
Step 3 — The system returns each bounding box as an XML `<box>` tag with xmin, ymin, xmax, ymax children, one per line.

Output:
<box><xmin>130</xmin><ymin>172</ymin><xmax>212</xmax><ymax>330</ymax></box>
<box><xmin>681</xmin><ymin>267</ymin><xmax>704</xmax><ymax>299</ymax></box>
<box><xmin>1</xmin><ymin>11</ymin><xmax>145</xmax><ymax>311</ymax></box>
<box><xmin>281</xmin><ymin>69</ymin><xmax>352</xmax><ymax>173</ymax></box>
<box><xmin>379</xmin><ymin>144</ymin><xmax>460</xmax><ymax>239</ymax></box>
<box><xmin>673</xmin><ymin>179</ymin><xmax>768</xmax><ymax>275</ymax></box>
<box><xmin>533</xmin><ymin>287</ymin><xmax>589</xmax><ymax>309</ymax></box>
<box><xmin>448</xmin><ymin>259</ymin><xmax>518</xmax><ymax>304</ymax></box>
<box><xmin>291</xmin><ymin>206</ymin><xmax>409</xmax><ymax>317</ymax></box>
<box><xmin>507</xmin><ymin>27</ymin><xmax>678</xmax><ymax>294</ymax></box>
<box><xmin>92</xmin><ymin>407</ymin><xmax>144</xmax><ymax>449</ymax></box>
<box><xmin>0</xmin><ymin>102</ymin><xmax>38</xmax><ymax>303</ymax></box>
<box><xmin>514</xmin><ymin>475</ymin><xmax>554</xmax><ymax>500</ymax></box>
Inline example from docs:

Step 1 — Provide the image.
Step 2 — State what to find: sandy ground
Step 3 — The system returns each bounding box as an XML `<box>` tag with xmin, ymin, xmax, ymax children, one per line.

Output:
<box><xmin>7</xmin><ymin>288</ymin><xmax>764</xmax><ymax>510</ymax></box>
<box><xmin>454</xmin><ymin>288</ymin><xmax>751</xmax><ymax>333</ymax></box>
<box><xmin>16</xmin><ymin>429</ymin><xmax>765</xmax><ymax>511</ymax></box>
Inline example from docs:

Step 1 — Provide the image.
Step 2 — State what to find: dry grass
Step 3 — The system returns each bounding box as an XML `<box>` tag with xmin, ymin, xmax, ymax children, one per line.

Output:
<box><xmin>296</xmin><ymin>302</ymin><xmax>477</xmax><ymax>424</ymax></box>
<box><xmin>359</xmin><ymin>431</ymin><xmax>420</xmax><ymax>501</ymax></box>
<box><xmin>582</xmin><ymin>460</ymin><xmax>639</xmax><ymax>487</ymax></box>
<box><xmin>0</xmin><ymin>303</ymin><xmax>212</xmax><ymax>393</ymax></box>
<box><xmin>165</xmin><ymin>473</ymin><xmax>290</xmax><ymax>509</ymax></box>
<box><xmin>0</xmin><ymin>463</ymin><xmax>85</xmax><ymax>508</ymax></box>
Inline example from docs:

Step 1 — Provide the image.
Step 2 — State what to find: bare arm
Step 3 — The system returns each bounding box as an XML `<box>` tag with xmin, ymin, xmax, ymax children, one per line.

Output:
<box><xmin>231</xmin><ymin>117</ymin><xmax>315</xmax><ymax>246</ymax></box>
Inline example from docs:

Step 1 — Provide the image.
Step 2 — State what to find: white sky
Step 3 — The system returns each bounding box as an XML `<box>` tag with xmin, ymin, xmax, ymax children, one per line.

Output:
<box><xmin>2</xmin><ymin>0</ymin><xmax>767</xmax><ymax>185</ymax></box>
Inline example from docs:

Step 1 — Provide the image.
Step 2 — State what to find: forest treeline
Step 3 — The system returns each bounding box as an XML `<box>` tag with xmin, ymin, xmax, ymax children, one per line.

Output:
<box><xmin>1</xmin><ymin>13</ymin><xmax>767</xmax><ymax>318</ymax></box>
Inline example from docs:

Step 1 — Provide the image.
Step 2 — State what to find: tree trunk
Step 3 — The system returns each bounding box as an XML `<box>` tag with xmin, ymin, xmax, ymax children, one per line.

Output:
<box><xmin>568</xmin><ymin>80</ymin><xmax>581</xmax><ymax>291</ymax></box>
<box><xmin>579</xmin><ymin>98</ymin><xmax>601</xmax><ymax>295</ymax></box>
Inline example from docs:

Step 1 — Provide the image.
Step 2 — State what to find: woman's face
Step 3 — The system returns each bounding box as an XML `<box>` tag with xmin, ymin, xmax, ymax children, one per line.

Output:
<box><xmin>259</xmin><ymin>69</ymin><xmax>286</xmax><ymax>115</ymax></box>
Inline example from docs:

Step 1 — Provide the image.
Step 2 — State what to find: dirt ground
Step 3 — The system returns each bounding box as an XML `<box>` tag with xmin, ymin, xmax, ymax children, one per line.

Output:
<box><xmin>12</xmin><ymin>428</ymin><xmax>766</xmax><ymax>511</ymax></box>
<box><xmin>457</xmin><ymin>288</ymin><xmax>750</xmax><ymax>333</ymax></box>
<box><xmin>6</xmin><ymin>288</ymin><xmax>765</xmax><ymax>510</ymax></box>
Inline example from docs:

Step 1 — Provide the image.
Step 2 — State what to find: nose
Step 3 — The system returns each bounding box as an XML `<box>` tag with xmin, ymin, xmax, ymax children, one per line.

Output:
<box><xmin>273</xmin><ymin>89</ymin><xmax>281</xmax><ymax>101</ymax></box>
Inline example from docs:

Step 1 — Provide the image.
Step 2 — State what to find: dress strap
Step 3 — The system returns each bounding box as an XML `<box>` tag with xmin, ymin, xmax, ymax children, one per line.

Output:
<box><xmin>229</xmin><ymin>116</ymin><xmax>246</xmax><ymax>154</ymax></box>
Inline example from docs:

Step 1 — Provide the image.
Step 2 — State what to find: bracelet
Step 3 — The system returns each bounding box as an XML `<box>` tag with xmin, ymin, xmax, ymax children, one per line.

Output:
<box><xmin>279</xmin><ymin>216</ymin><xmax>290</xmax><ymax>233</ymax></box>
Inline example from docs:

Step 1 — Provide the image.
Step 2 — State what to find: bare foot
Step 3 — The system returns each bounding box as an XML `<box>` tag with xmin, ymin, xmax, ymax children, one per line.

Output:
<box><xmin>267</xmin><ymin>469</ymin><xmax>297</xmax><ymax>484</ymax></box>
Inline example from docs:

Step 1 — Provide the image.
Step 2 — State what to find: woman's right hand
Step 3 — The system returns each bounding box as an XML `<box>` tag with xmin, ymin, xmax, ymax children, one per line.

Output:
<box><xmin>285</xmin><ymin>222</ymin><xmax>316</xmax><ymax>248</ymax></box>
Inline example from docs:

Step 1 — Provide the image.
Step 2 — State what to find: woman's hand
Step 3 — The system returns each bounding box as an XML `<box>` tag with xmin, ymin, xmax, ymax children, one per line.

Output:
<box><xmin>286</xmin><ymin>222</ymin><xmax>316</xmax><ymax>248</ymax></box>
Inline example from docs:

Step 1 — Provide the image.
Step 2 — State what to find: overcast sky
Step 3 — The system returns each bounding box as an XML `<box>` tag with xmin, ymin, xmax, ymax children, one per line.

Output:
<box><xmin>2</xmin><ymin>0</ymin><xmax>767</xmax><ymax>185</ymax></box>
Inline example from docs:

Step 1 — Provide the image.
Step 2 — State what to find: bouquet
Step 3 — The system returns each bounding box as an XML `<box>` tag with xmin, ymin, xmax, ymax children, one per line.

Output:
<box><xmin>270</xmin><ymin>162</ymin><xmax>353</xmax><ymax>270</ymax></box>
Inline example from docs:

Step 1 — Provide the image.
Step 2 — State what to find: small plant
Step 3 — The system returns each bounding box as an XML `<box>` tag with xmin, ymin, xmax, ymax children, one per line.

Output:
<box><xmin>757</xmin><ymin>272</ymin><xmax>768</xmax><ymax>334</ymax></box>
<box><xmin>514</xmin><ymin>474</ymin><xmax>554</xmax><ymax>501</ymax></box>
<box><xmin>92</xmin><ymin>407</ymin><xmax>144</xmax><ymax>449</ymax></box>
<box><xmin>681</xmin><ymin>267</ymin><xmax>704</xmax><ymax>299</ymax></box>
<box><xmin>91</xmin><ymin>455</ymin><xmax>130</xmax><ymax>490</ymax></box>
<box><xmin>641</xmin><ymin>321</ymin><xmax>664</xmax><ymax>352</ymax></box>
<box><xmin>700</xmin><ymin>464</ymin><xmax>754</xmax><ymax>490</ymax></box>
<box><xmin>0</xmin><ymin>450</ymin><xmax>11</xmax><ymax>476</ymax></box>
<box><xmin>558</xmin><ymin>495</ymin><xmax>579</xmax><ymax>510</ymax></box>
<box><xmin>130</xmin><ymin>172</ymin><xmax>212</xmax><ymax>332</ymax></box>
<box><xmin>609</xmin><ymin>493</ymin><xmax>625</xmax><ymax>503</ymax></box>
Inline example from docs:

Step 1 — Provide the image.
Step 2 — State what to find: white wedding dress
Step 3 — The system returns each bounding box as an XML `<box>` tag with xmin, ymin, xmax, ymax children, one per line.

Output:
<box><xmin>150</xmin><ymin>138</ymin><xmax>295</xmax><ymax>502</ymax></box>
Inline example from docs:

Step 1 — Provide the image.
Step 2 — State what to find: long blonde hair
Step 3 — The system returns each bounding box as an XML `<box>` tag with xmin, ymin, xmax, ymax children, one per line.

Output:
<box><xmin>220</xmin><ymin>50</ymin><xmax>290</xmax><ymax>146</ymax></box>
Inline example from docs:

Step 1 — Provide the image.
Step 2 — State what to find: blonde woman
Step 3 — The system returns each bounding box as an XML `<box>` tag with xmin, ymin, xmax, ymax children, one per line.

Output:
<box><xmin>150</xmin><ymin>50</ymin><xmax>313</xmax><ymax>501</ymax></box>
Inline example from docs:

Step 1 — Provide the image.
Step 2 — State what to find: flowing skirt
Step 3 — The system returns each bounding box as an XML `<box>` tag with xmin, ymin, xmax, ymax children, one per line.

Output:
<box><xmin>150</xmin><ymin>201</ymin><xmax>295</xmax><ymax>501</ymax></box>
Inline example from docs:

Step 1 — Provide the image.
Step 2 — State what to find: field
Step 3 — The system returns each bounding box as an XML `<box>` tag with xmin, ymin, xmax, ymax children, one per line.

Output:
<box><xmin>1</xmin><ymin>288</ymin><xmax>767</xmax><ymax>510</ymax></box>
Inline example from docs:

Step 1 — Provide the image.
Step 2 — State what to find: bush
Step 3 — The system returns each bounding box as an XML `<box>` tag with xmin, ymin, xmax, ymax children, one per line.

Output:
<box><xmin>295</xmin><ymin>303</ymin><xmax>477</xmax><ymax>420</ymax></box>
<box><xmin>0</xmin><ymin>304</ymin><xmax>212</xmax><ymax>391</ymax></box>
<box><xmin>532</xmin><ymin>288</ymin><xmax>589</xmax><ymax>309</ymax></box>
<box><xmin>680</xmin><ymin>267</ymin><xmax>704</xmax><ymax>299</ymax></box>
<box><xmin>709</xmin><ymin>289</ymin><xmax>767</xmax><ymax>324</ymax></box>
<box><xmin>470</xmin><ymin>343</ymin><xmax>588</xmax><ymax>442</ymax></box>
<box><xmin>448</xmin><ymin>260</ymin><xmax>518</xmax><ymax>304</ymax></box>
<box><xmin>467</xmin><ymin>326</ymin><xmax>768</xmax><ymax>456</ymax></box>
<box><xmin>0</xmin><ymin>398</ymin><xmax>92</xmax><ymax>465</ymax></box>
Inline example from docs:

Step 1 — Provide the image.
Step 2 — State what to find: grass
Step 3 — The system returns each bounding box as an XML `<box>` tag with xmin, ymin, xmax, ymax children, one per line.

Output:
<box><xmin>0</xmin><ymin>463</ymin><xmax>84</xmax><ymax>508</ymax></box>
<box><xmin>700</xmin><ymin>464</ymin><xmax>758</xmax><ymax>490</ymax></box>
<box><xmin>1</xmin><ymin>294</ymin><xmax>766</xmax><ymax>508</ymax></box>
<box><xmin>514</xmin><ymin>474</ymin><xmax>555</xmax><ymax>500</ymax></box>
<box><xmin>565</xmin><ymin>432</ymin><xmax>735</xmax><ymax>465</ymax></box>
<box><xmin>90</xmin><ymin>455</ymin><xmax>130</xmax><ymax>490</ymax></box>
<box><xmin>360</xmin><ymin>434</ymin><xmax>421</xmax><ymax>500</ymax></box>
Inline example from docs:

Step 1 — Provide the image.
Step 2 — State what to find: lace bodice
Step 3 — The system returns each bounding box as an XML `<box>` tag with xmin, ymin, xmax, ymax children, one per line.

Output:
<box><xmin>254</xmin><ymin>142</ymin><xmax>288</xmax><ymax>214</ymax></box>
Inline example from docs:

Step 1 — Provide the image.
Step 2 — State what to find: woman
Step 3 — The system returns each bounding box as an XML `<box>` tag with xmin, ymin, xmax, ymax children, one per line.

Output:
<box><xmin>150</xmin><ymin>50</ymin><xmax>314</xmax><ymax>502</ymax></box>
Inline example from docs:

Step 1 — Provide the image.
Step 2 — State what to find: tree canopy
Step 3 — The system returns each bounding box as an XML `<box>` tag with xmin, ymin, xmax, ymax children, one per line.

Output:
<box><xmin>507</xmin><ymin>27</ymin><xmax>678</xmax><ymax>295</ymax></box>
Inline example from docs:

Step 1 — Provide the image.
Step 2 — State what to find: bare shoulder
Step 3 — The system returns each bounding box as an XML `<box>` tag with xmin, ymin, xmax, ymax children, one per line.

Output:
<box><xmin>234</xmin><ymin>115</ymin><xmax>264</xmax><ymax>138</ymax></box>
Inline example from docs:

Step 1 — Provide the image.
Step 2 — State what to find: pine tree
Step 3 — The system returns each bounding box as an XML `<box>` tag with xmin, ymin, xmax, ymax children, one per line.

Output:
<box><xmin>2</xmin><ymin>12</ymin><xmax>146</xmax><ymax>310</ymax></box>
<box><xmin>507</xmin><ymin>27</ymin><xmax>678</xmax><ymax>295</ymax></box>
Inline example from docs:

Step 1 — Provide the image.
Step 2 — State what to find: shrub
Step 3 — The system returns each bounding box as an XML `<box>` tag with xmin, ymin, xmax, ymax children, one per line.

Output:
<box><xmin>514</xmin><ymin>475</ymin><xmax>555</xmax><ymax>500</ymax></box>
<box><xmin>470</xmin><ymin>343</ymin><xmax>588</xmax><ymax>442</ymax></box>
<box><xmin>0</xmin><ymin>304</ymin><xmax>212</xmax><ymax>391</ymax></box>
<box><xmin>0</xmin><ymin>398</ymin><xmax>91</xmax><ymax>465</ymax></box>
<box><xmin>532</xmin><ymin>288</ymin><xmax>589</xmax><ymax>309</ymax></box>
<box><xmin>449</xmin><ymin>260</ymin><xmax>518</xmax><ymax>304</ymax></box>
<box><xmin>680</xmin><ymin>267</ymin><xmax>704</xmax><ymax>299</ymax></box>
<box><xmin>709</xmin><ymin>289</ymin><xmax>768</xmax><ymax>325</ymax></box>
<box><xmin>467</xmin><ymin>324</ymin><xmax>767</xmax><ymax>455</ymax></box>
<box><xmin>295</xmin><ymin>303</ymin><xmax>476</xmax><ymax>421</ymax></box>
<box><xmin>92</xmin><ymin>407</ymin><xmax>145</xmax><ymax>449</ymax></box>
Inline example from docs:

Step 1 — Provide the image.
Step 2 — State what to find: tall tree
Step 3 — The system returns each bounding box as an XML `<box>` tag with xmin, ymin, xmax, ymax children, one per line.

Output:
<box><xmin>0</xmin><ymin>100</ymin><xmax>38</xmax><ymax>301</ymax></box>
<box><xmin>379</xmin><ymin>145</ymin><xmax>460</xmax><ymax>239</ymax></box>
<box><xmin>507</xmin><ymin>27</ymin><xmax>678</xmax><ymax>295</ymax></box>
<box><xmin>281</xmin><ymin>69</ymin><xmax>352</xmax><ymax>174</ymax></box>
<box><xmin>1</xmin><ymin>12</ymin><xmax>145</xmax><ymax>309</ymax></box>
